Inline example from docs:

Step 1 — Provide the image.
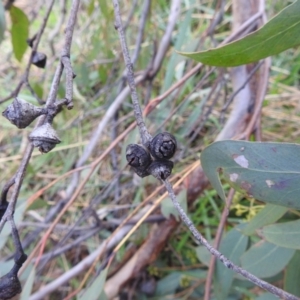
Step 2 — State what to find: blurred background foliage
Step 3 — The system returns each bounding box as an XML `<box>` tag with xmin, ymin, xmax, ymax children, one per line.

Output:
<box><xmin>0</xmin><ymin>0</ymin><xmax>300</xmax><ymax>299</ymax></box>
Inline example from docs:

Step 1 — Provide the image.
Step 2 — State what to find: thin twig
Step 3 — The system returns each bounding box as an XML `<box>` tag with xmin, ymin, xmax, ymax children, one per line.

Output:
<box><xmin>28</xmin><ymin>208</ymin><xmax>151</xmax><ymax>300</ymax></box>
<box><xmin>163</xmin><ymin>179</ymin><xmax>298</xmax><ymax>300</ymax></box>
<box><xmin>113</xmin><ymin>0</ymin><xmax>152</xmax><ymax>147</ymax></box>
<box><xmin>61</xmin><ymin>55</ymin><xmax>75</xmax><ymax>109</ymax></box>
<box><xmin>54</xmin><ymin>0</ymin><xmax>173</xmax><ymax>220</ymax></box>
<box><xmin>188</xmin><ymin>70</ymin><xmax>225</xmax><ymax>143</ymax></box>
<box><xmin>122</xmin><ymin>0</ymin><xmax>138</xmax><ymax>31</ymax></box>
<box><xmin>112</xmin><ymin>0</ymin><xmax>299</xmax><ymax>297</ymax></box>
<box><xmin>0</xmin><ymin>0</ymin><xmax>56</xmax><ymax>226</ymax></box>
<box><xmin>28</xmin><ymin>160</ymin><xmax>198</xmax><ymax>299</ymax></box>
<box><xmin>33</xmin><ymin>227</ymin><xmax>100</xmax><ymax>264</ymax></box>
<box><xmin>160</xmin><ymin>67</ymin><xmax>215</xmax><ymax>130</ymax></box>
<box><xmin>220</xmin><ymin>61</ymin><xmax>264</xmax><ymax>117</ymax></box>
<box><xmin>0</xmin><ymin>1</ymin><xmax>80</xmax><ymax>298</ymax></box>
<box><xmin>65</xmin><ymin>164</ymin><xmax>198</xmax><ymax>300</ymax></box>
<box><xmin>0</xmin><ymin>145</ymin><xmax>34</xmax><ymax>232</ymax></box>
<box><xmin>25</xmin><ymin>80</ymin><xmax>44</xmax><ymax>104</ymax></box>
<box><xmin>8</xmin><ymin>215</ymin><xmax>27</xmax><ymax>265</ymax></box>
<box><xmin>0</xmin><ymin>0</ymin><xmax>80</xmax><ymax>233</ymax></box>
<box><xmin>17</xmin><ymin>4</ymin><xmax>269</xmax><ymax>299</ymax></box>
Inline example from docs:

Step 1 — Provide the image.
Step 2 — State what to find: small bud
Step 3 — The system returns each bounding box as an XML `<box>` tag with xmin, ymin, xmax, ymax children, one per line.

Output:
<box><xmin>149</xmin><ymin>132</ymin><xmax>177</xmax><ymax>160</ymax></box>
<box><xmin>29</xmin><ymin>122</ymin><xmax>61</xmax><ymax>153</ymax></box>
<box><xmin>147</xmin><ymin>160</ymin><xmax>174</xmax><ymax>181</ymax></box>
<box><xmin>32</xmin><ymin>51</ymin><xmax>47</xmax><ymax>69</ymax></box>
<box><xmin>126</xmin><ymin>144</ymin><xmax>152</xmax><ymax>168</ymax></box>
<box><xmin>2</xmin><ymin>98</ymin><xmax>46</xmax><ymax>129</ymax></box>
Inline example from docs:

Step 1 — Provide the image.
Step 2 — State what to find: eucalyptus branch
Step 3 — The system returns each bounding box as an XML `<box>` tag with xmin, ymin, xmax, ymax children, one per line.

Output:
<box><xmin>61</xmin><ymin>55</ymin><xmax>76</xmax><ymax>109</ymax></box>
<box><xmin>28</xmin><ymin>207</ymin><xmax>151</xmax><ymax>300</ymax></box>
<box><xmin>112</xmin><ymin>1</ymin><xmax>298</xmax><ymax>299</ymax></box>
<box><xmin>0</xmin><ymin>1</ymin><xmax>80</xmax><ymax>298</ymax></box>
<box><xmin>0</xmin><ymin>0</ymin><xmax>80</xmax><ymax>232</ymax></box>
<box><xmin>54</xmin><ymin>0</ymin><xmax>172</xmax><ymax>222</ymax></box>
<box><xmin>113</xmin><ymin>0</ymin><xmax>152</xmax><ymax>147</ymax></box>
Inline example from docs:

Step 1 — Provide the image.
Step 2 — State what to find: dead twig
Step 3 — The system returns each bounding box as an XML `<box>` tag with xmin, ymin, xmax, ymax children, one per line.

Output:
<box><xmin>0</xmin><ymin>0</ymin><xmax>80</xmax><ymax>298</ymax></box>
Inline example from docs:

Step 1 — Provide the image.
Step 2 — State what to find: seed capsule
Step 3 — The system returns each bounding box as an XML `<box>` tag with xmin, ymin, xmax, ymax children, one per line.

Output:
<box><xmin>0</xmin><ymin>265</ymin><xmax>21</xmax><ymax>300</ymax></box>
<box><xmin>32</xmin><ymin>51</ymin><xmax>47</xmax><ymax>68</ymax></box>
<box><xmin>2</xmin><ymin>98</ymin><xmax>46</xmax><ymax>129</ymax></box>
<box><xmin>126</xmin><ymin>144</ymin><xmax>152</xmax><ymax>168</ymax></box>
<box><xmin>29</xmin><ymin>122</ymin><xmax>61</xmax><ymax>153</ymax></box>
<box><xmin>149</xmin><ymin>132</ymin><xmax>177</xmax><ymax>160</ymax></box>
<box><xmin>147</xmin><ymin>160</ymin><xmax>174</xmax><ymax>181</ymax></box>
<box><xmin>131</xmin><ymin>166</ymin><xmax>151</xmax><ymax>178</ymax></box>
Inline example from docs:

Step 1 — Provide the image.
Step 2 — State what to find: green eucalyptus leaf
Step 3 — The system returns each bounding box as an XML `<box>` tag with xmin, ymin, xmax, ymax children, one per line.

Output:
<box><xmin>9</xmin><ymin>5</ymin><xmax>29</xmax><ymax>62</ymax></box>
<box><xmin>201</xmin><ymin>140</ymin><xmax>300</xmax><ymax>210</ymax></box>
<box><xmin>255</xmin><ymin>293</ymin><xmax>279</xmax><ymax>300</ymax></box>
<box><xmin>155</xmin><ymin>272</ymin><xmax>182</xmax><ymax>296</ymax></box>
<box><xmin>260</xmin><ymin>219</ymin><xmax>300</xmax><ymax>249</ymax></box>
<box><xmin>240</xmin><ymin>241</ymin><xmax>295</xmax><ymax>278</ymax></box>
<box><xmin>284</xmin><ymin>250</ymin><xmax>300</xmax><ymax>297</ymax></box>
<box><xmin>78</xmin><ymin>267</ymin><xmax>108</xmax><ymax>300</ymax></box>
<box><xmin>0</xmin><ymin>260</ymin><xmax>14</xmax><ymax>277</ymax></box>
<box><xmin>242</xmin><ymin>204</ymin><xmax>288</xmax><ymax>236</ymax></box>
<box><xmin>214</xmin><ymin>225</ymin><xmax>248</xmax><ymax>300</ymax></box>
<box><xmin>32</xmin><ymin>83</ymin><xmax>44</xmax><ymax>99</ymax></box>
<box><xmin>195</xmin><ymin>245</ymin><xmax>211</xmax><ymax>267</ymax></box>
<box><xmin>178</xmin><ymin>1</ymin><xmax>300</xmax><ymax>66</ymax></box>
<box><xmin>87</xmin><ymin>0</ymin><xmax>95</xmax><ymax>16</ymax></box>
<box><xmin>20</xmin><ymin>268</ymin><xmax>35</xmax><ymax>300</ymax></box>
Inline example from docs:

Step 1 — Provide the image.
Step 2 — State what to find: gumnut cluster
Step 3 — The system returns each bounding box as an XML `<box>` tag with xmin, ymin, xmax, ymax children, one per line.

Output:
<box><xmin>126</xmin><ymin>132</ymin><xmax>177</xmax><ymax>181</ymax></box>
<box><xmin>2</xmin><ymin>97</ymin><xmax>61</xmax><ymax>153</ymax></box>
